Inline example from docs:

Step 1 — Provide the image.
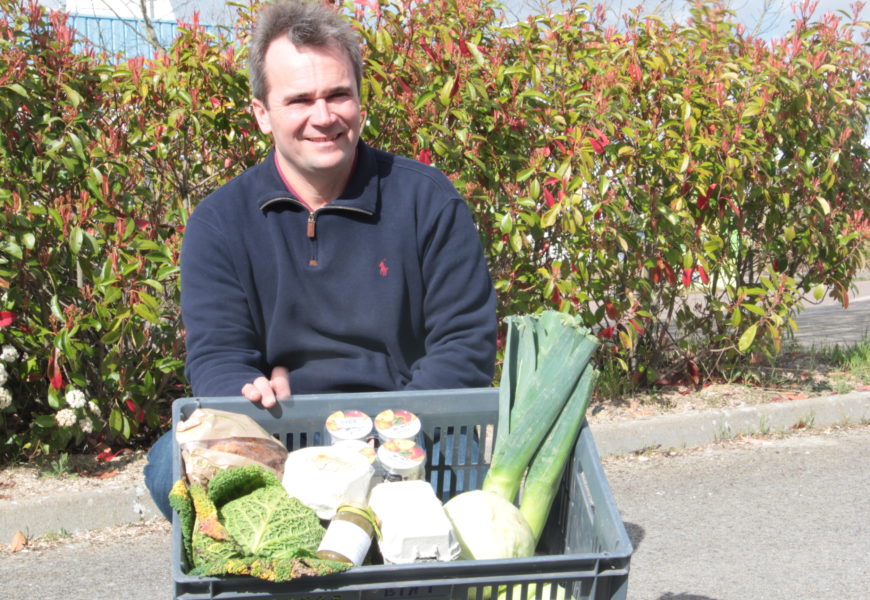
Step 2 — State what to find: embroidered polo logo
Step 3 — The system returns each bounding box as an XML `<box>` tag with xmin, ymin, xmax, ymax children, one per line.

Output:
<box><xmin>379</xmin><ymin>259</ymin><xmax>389</xmax><ymax>277</ymax></box>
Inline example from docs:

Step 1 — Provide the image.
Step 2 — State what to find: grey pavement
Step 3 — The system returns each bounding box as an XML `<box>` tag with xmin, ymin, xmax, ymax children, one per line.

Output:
<box><xmin>0</xmin><ymin>423</ymin><xmax>867</xmax><ymax>600</ymax></box>
<box><xmin>0</xmin><ymin>279</ymin><xmax>868</xmax><ymax>599</ymax></box>
<box><xmin>791</xmin><ymin>278</ymin><xmax>870</xmax><ymax>348</ymax></box>
<box><xmin>604</xmin><ymin>425</ymin><xmax>870</xmax><ymax>600</ymax></box>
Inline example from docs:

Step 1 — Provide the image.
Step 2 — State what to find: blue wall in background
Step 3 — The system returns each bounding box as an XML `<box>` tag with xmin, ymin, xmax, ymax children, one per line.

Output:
<box><xmin>68</xmin><ymin>13</ymin><xmax>221</xmax><ymax>59</ymax></box>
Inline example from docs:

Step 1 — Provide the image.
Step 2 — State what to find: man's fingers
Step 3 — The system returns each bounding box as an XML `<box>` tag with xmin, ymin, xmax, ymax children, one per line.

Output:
<box><xmin>254</xmin><ymin>376</ymin><xmax>278</xmax><ymax>407</ymax></box>
<box><xmin>241</xmin><ymin>369</ymin><xmax>289</xmax><ymax>408</ymax></box>
<box><xmin>241</xmin><ymin>382</ymin><xmax>261</xmax><ymax>403</ymax></box>
<box><xmin>271</xmin><ymin>366</ymin><xmax>291</xmax><ymax>400</ymax></box>
<box><xmin>242</xmin><ymin>376</ymin><xmax>277</xmax><ymax>407</ymax></box>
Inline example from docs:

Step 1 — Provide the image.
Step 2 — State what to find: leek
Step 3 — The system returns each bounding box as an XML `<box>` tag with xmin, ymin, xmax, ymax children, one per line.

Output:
<box><xmin>482</xmin><ymin>312</ymin><xmax>599</xmax><ymax>505</ymax></box>
<box><xmin>519</xmin><ymin>366</ymin><xmax>598</xmax><ymax>541</ymax></box>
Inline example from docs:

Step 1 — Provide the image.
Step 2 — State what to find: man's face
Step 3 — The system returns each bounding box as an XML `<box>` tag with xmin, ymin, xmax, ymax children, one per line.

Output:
<box><xmin>252</xmin><ymin>37</ymin><xmax>362</xmax><ymax>189</ymax></box>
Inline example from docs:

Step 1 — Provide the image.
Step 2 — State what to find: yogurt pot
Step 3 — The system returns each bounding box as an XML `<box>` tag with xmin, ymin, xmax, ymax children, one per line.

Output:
<box><xmin>333</xmin><ymin>439</ymin><xmax>378</xmax><ymax>466</ymax></box>
<box><xmin>376</xmin><ymin>439</ymin><xmax>426</xmax><ymax>482</ymax></box>
<box><xmin>325</xmin><ymin>410</ymin><xmax>374</xmax><ymax>444</ymax></box>
<box><xmin>374</xmin><ymin>409</ymin><xmax>422</xmax><ymax>443</ymax></box>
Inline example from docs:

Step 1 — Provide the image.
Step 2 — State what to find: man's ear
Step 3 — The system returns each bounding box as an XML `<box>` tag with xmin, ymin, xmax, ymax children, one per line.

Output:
<box><xmin>251</xmin><ymin>98</ymin><xmax>272</xmax><ymax>135</ymax></box>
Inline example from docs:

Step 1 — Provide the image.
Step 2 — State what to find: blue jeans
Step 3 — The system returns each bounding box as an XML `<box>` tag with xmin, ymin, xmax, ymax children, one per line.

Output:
<box><xmin>143</xmin><ymin>430</ymin><xmax>174</xmax><ymax>520</ymax></box>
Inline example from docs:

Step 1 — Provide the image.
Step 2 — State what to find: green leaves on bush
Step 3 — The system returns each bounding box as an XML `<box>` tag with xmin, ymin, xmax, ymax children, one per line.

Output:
<box><xmin>355</xmin><ymin>0</ymin><xmax>869</xmax><ymax>386</ymax></box>
<box><xmin>0</xmin><ymin>1</ymin><xmax>263</xmax><ymax>459</ymax></box>
<box><xmin>1</xmin><ymin>0</ymin><xmax>868</xmax><ymax>459</ymax></box>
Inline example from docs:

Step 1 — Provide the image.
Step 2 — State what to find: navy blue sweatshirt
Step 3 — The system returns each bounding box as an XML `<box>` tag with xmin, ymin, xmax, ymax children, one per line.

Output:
<box><xmin>180</xmin><ymin>142</ymin><xmax>497</xmax><ymax>397</ymax></box>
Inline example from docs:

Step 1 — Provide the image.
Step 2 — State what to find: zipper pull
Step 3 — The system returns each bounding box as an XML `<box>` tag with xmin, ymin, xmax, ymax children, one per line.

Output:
<box><xmin>307</xmin><ymin>212</ymin><xmax>316</xmax><ymax>238</ymax></box>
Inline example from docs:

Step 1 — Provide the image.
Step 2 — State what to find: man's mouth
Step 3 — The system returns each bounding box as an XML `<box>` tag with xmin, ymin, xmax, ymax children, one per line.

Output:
<box><xmin>307</xmin><ymin>133</ymin><xmax>342</xmax><ymax>143</ymax></box>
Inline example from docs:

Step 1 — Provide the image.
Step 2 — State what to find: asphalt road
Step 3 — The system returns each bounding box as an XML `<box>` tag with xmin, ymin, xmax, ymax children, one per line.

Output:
<box><xmin>604</xmin><ymin>425</ymin><xmax>870</xmax><ymax>600</ymax></box>
<box><xmin>792</xmin><ymin>291</ymin><xmax>870</xmax><ymax>348</ymax></box>
<box><xmin>1</xmin><ymin>425</ymin><xmax>867</xmax><ymax>600</ymax></box>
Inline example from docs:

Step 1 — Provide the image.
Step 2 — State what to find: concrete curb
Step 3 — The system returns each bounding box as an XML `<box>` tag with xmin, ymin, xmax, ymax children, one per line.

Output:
<box><xmin>589</xmin><ymin>391</ymin><xmax>870</xmax><ymax>457</ymax></box>
<box><xmin>1</xmin><ymin>391</ymin><xmax>868</xmax><ymax>542</ymax></box>
<box><xmin>0</xmin><ymin>476</ymin><xmax>161</xmax><ymax>542</ymax></box>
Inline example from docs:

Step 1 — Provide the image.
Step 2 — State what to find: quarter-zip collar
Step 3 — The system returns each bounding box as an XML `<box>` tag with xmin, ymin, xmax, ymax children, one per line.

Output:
<box><xmin>257</xmin><ymin>139</ymin><xmax>379</xmax><ymax>217</ymax></box>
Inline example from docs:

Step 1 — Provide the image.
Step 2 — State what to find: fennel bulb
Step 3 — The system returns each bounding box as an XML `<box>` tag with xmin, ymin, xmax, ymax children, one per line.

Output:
<box><xmin>442</xmin><ymin>490</ymin><xmax>535</xmax><ymax>560</ymax></box>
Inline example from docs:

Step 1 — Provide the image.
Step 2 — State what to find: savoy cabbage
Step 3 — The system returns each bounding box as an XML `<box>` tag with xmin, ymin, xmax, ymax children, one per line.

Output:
<box><xmin>169</xmin><ymin>464</ymin><xmax>350</xmax><ymax>581</ymax></box>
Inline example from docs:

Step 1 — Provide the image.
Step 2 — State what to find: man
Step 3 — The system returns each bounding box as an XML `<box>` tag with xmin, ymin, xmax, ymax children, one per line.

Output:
<box><xmin>144</xmin><ymin>0</ymin><xmax>497</xmax><ymax>519</ymax></box>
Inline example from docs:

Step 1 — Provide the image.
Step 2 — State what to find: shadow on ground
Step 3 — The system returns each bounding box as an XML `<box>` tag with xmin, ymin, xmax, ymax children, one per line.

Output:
<box><xmin>623</xmin><ymin>521</ymin><xmax>645</xmax><ymax>550</ymax></box>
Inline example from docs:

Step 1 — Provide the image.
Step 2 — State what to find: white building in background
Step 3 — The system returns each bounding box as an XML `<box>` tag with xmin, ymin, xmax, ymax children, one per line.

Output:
<box><xmin>39</xmin><ymin>0</ymin><xmax>237</xmax><ymax>25</ymax></box>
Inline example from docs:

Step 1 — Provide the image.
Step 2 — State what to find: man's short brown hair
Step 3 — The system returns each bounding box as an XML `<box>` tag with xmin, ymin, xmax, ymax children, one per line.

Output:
<box><xmin>249</xmin><ymin>0</ymin><xmax>363</xmax><ymax>105</ymax></box>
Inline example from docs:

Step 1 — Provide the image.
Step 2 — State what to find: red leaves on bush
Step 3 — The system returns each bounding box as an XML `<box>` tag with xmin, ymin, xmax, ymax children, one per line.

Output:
<box><xmin>550</xmin><ymin>286</ymin><xmax>562</xmax><ymax>307</ymax></box>
<box><xmin>416</xmin><ymin>148</ymin><xmax>432</xmax><ymax>165</ymax></box>
<box><xmin>126</xmin><ymin>398</ymin><xmax>145</xmax><ymax>422</ymax></box>
<box><xmin>589</xmin><ymin>138</ymin><xmax>604</xmax><ymax>154</ymax></box>
<box><xmin>457</xmin><ymin>37</ymin><xmax>471</xmax><ymax>58</ymax></box>
<box><xmin>48</xmin><ymin>351</ymin><xmax>63</xmax><ymax>390</ymax></box>
<box><xmin>543</xmin><ymin>188</ymin><xmax>555</xmax><ymax>208</ymax></box>
<box><xmin>697</xmin><ymin>183</ymin><xmax>716</xmax><ymax>211</ymax></box>
<box><xmin>49</xmin><ymin>368</ymin><xmax>63</xmax><ymax>390</ymax></box>
<box><xmin>718</xmin><ymin>196</ymin><xmax>740</xmax><ymax>217</ymax></box>
<box><xmin>587</xmin><ymin>127</ymin><xmax>609</xmax><ymax>154</ymax></box>
<box><xmin>0</xmin><ymin>311</ymin><xmax>15</xmax><ymax>327</ymax></box>
<box><xmin>682</xmin><ymin>267</ymin><xmax>693</xmax><ymax>288</ymax></box>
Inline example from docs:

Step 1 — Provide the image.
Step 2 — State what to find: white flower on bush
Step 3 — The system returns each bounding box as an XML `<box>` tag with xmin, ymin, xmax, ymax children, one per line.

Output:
<box><xmin>65</xmin><ymin>388</ymin><xmax>87</xmax><ymax>409</ymax></box>
<box><xmin>0</xmin><ymin>344</ymin><xmax>18</xmax><ymax>362</ymax></box>
<box><xmin>55</xmin><ymin>408</ymin><xmax>77</xmax><ymax>427</ymax></box>
<box><xmin>0</xmin><ymin>363</ymin><xmax>7</xmax><ymax>386</ymax></box>
<box><xmin>88</xmin><ymin>401</ymin><xmax>100</xmax><ymax>415</ymax></box>
<box><xmin>80</xmin><ymin>418</ymin><xmax>94</xmax><ymax>434</ymax></box>
<box><xmin>0</xmin><ymin>387</ymin><xmax>12</xmax><ymax>410</ymax></box>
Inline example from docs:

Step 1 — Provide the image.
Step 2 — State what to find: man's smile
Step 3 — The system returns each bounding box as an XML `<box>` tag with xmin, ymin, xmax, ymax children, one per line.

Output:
<box><xmin>307</xmin><ymin>133</ymin><xmax>342</xmax><ymax>143</ymax></box>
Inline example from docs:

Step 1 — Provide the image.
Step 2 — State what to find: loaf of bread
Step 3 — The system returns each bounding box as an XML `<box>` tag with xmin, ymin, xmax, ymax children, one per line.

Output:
<box><xmin>176</xmin><ymin>409</ymin><xmax>289</xmax><ymax>487</ymax></box>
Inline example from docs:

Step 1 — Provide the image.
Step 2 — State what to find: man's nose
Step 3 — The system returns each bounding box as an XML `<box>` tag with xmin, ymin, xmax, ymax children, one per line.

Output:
<box><xmin>309</xmin><ymin>98</ymin><xmax>334</xmax><ymax>125</ymax></box>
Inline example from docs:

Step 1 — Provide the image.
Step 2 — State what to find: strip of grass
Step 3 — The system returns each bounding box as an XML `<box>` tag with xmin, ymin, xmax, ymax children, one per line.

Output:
<box><xmin>815</xmin><ymin>337</ymin><xmax>870</xmax><ymax>382</ymax></box>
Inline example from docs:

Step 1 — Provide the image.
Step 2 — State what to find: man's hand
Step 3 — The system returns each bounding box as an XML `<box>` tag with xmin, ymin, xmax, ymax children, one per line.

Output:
<box><xmin>241</xmin><ymin>366</ymin><xmax>291</xmax><ymax>408</ymax></box>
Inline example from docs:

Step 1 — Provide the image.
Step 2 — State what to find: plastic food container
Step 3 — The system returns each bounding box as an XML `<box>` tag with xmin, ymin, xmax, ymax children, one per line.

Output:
<box><xmin>374</xmin><ymin>408</ymin><xmax>422</xmax><ymax>443</ymax></box>
<box><xmin>376</xmin><ymin>438</ymin><xmax>427</xmax><ymax>482</ymax></box>
<box><xmin>171</xmin><ymin>389</ymin><xmax>633</xmax><ymax>600</ymax></box>
<box><xmin>325</xmin><ymin>409</ymin><xmax>373</xmax><ymax>444</ymax></box>
<box><xmin>333</xmin><ymin>439</ymin><xmax>377</xmax><ymax>466</ymax></box>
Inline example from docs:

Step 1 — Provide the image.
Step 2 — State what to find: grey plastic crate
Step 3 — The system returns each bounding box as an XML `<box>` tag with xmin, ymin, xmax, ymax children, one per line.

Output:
<box><xmin>171</xmin><ymin>388</ymin><xmax>633</xmax><ymax>600</ymax></box>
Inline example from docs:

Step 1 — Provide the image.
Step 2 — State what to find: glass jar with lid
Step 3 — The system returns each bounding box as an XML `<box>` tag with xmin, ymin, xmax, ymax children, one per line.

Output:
<box><xmin>316</xmin><ymin>504</ymin><xmax>380</xmax><ymax>566</ymax></box>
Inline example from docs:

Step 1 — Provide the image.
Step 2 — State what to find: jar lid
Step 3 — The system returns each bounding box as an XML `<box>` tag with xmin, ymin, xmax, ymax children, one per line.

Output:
<box><xmin>377</xmin><ymin>439</ymin><xmax>426</xmax><ymax>473</ymax></box>
<box><xmin>326</xmin><ymin>409</ymin><xmax>373</xmax><ymax>442</ymax></box>
<box><xmin>336</xmin><ymin>503</ymin><xmax>381</xmax><ymax>539</ymax></box>
<box><xmin>333</xmin><ymin>439</ymin><xmax>377</xmax><ymax>465</ymax></box>
<box><xmin>374</xmin><ymin>409</ymin><xmax>421</xmax><ymax>441</ymax></box>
